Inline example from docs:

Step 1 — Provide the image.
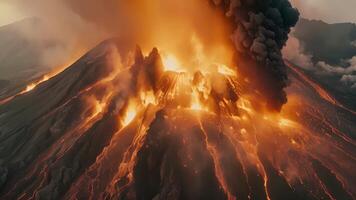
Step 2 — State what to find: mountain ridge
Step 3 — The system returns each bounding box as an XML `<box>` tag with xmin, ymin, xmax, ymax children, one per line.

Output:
<box><xmin>0</xmin><ymin>38</ymin><xmax>355</xmax><ymax>200</ymax></box>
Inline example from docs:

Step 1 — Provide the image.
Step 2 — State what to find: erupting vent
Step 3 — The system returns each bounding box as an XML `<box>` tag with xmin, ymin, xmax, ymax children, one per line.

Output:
<box><xmin>0</xmin><ymin>40</ymin><xmax>355</xmax><ymax>200</ymax></box>
<box><xmin>0</xmin><ymin>0</ymin><xmax>355</xmax><ymax>200</ymax></box>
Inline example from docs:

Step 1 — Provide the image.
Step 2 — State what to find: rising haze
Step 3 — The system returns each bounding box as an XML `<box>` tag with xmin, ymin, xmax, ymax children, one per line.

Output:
<box><xmin>291</xmin><ymin>0</ymin><xmax>356</xmax><ymax>23</ymax></box>
<box><xmin>0</xmin><ymin>1</ymin><xmax>355</xmax><ymax>200</ymax></box>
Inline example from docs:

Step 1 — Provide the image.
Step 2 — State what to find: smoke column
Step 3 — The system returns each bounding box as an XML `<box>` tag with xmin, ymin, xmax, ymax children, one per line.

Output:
<box><xmin>213</xmin><ymin>0</ymin><xmax>299</xmax><ymax>111</ymax></box>
<box><xmin>9</xmin><ymin>0</ymin><xmax>299</xmax><ymax>111</ymax></box>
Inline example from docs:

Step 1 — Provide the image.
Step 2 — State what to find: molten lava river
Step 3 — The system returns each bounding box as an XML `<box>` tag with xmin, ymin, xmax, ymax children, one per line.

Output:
<box><xmin>0</xmin><ymin>40</ymin><xmax>354</xmax><ymax>200</ymax></box>
<box><xmin>0</xmin><ymin>1</ymin><xmax>355</xmax><ymax>200</ymax></box>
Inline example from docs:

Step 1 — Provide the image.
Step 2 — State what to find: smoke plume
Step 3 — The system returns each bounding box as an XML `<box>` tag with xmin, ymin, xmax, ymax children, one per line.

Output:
<box><xmin>3</xmin><ymin>0</ymin><xmax>110</xmax><ymax>71</ymax></box>
<box><xmin>212</xmin><ymin>0</ymin><xmax>300</xmax><ymax>111</ymax></box>
<box><xmin>282</xmin><ymin>35</ymin><xmax>313</xmax><ymax>70</ymax></box>
<box><xmin>7</xmin><ymin>0</ymin><xmax>299</xmax><ymax>111</ymax></box>
<box><xmin>283</xmin><ymin>34</ymin><xmax>356</xmax><ymax>90</ymax></box>
<box><xmin>7</xmin><ymin>0</ymin><xmax>236</xmax><ymax>74</ymax></box>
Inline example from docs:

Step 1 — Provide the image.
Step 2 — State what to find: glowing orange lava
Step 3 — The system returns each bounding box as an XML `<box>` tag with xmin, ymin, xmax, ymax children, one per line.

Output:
<box><xmin>122</xmin><ymin>101</ymin><xmax>139</xmax><ymax>126</ymax></box>
<box><xmin>0</xmin><ymin>52</ymin><xmax>84</xmax><ymax>106</ymax></box>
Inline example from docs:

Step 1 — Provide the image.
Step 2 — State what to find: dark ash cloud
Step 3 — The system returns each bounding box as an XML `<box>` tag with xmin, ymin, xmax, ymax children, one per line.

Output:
<box><xmin>212</xmin><ymin>0</ymin><xmax>300</xmax><ymax>111</ymax></box>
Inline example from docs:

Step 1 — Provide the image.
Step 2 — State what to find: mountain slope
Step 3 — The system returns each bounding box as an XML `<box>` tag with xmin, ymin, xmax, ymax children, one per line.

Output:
<box><xmin>0</xmin><ymin>38</ymin><xmax>135</xmax><ymax>198</ymax></box>
<box><xmin>0</xmin><ymin>18</ymin><xmax>51</xmax><ymax>99</ymax></box>
<box><xmin>291</xmin><ymin>18</ymin><xmax>356</xmax><ymax>111</ymax></box>
<box><xmin>0</xmin><ymin>18</ymin><xmax>87</xmax><ymax>101</ymax></box>
<box><xmin>0</xmin><ymin>39</ymin><xmax>355</xmax><ymax>200</ymax></box>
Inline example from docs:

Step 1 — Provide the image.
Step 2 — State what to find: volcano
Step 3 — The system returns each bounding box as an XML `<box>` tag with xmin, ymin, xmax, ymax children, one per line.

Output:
<box><xmin>0</xmin><ymin>39</ymin><xmax>355</xmax><ymax>200</ymax></box>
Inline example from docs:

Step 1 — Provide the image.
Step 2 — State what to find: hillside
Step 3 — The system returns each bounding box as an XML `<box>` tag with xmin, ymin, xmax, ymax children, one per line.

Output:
<box><xmin>292</xmin><ymin>18</ymin><xmax>356</xmax><ymax>110</ymax></box>
<box><xmin>294</xmin><ymin>18</ymin><xmax>356</xmax><ymax>66</ymax></box>
<box><xmin>0</xmin><ymin>39</ymin><xmax>355</xmax><ymax>200</ymax></box>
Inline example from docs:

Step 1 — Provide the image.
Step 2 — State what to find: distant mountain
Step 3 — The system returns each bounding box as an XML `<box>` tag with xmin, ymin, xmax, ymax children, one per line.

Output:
<box><xmin>0</xmin><ymin>18</ymin><xmax>57</xmax><ymax>80</ymax></box>
<box><xmin>0</xmin><ymin>17</ymin><xmax>81</xmax><ymax>101</ymax></box>
<box><xmin>292</xmin><ymin>18</ymin><xmax>356</xmax><ymax>110</ymax></box>
<box><xmin>294</xmin><ymin>18</ymin><xmax>356</xmax><ymax>66</ymax></box>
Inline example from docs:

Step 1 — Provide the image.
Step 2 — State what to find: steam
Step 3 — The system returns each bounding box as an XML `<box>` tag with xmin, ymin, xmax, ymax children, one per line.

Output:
<box><xmin>317</xmin><ymin>57</ymin><xmax>356</xmax><ymax>75</ymax></box>
<box><xmin>341</xmin><ymin>75</ymin><xmax>356</xmax><ymax>89</ymax></box>
<box><xmin>7</xmin><ymin>0</ymin><xmax>236</xmax><ymax>74</ymax></box>
<box><xmin>290</xmin><ymin>0</ymin><xmax>356</xmax><ymax>24</ymax></box>
<box><xmin>282</xmin><ymin>35</ymin><xmax>313</xmax><ymax>69</ymax></box>
<box><xmin>351</xmin><ymin>40</ymin><xmax>356</xmax><ymax>48</ymax></box>
<box><xmin>4</xmin><ymin>0</ymin><xmax>109</xmax><ymax>70</ymax></box>
<box><xmin>7</xmin><ymin>0</ymin><xmax>300</xmax><ymax>110</ymax></box>
<box><xmin>283</xmin><ymin>36</ymin><xmax>356</xmax><ymax>90</ymax></box>
<box><xmin>317</xmin><ymin>57</ymin><xmax>356</xmax><ymax>89</ymax></box>
<box><xmin>212</xmin><ymin>0</ymin><xmax>300</xmax><ymax>111</ymax></box>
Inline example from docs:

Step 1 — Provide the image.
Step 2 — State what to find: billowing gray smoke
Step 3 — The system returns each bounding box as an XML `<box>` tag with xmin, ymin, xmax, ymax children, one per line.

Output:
<box><xmin>212</xmin><ymin>0</ymin><xmax>299</xmax><ymax>111</ymax></box>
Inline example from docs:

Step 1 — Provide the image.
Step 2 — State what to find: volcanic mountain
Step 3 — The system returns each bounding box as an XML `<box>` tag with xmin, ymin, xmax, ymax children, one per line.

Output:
<box><xmin>290</xmin><ymin>18</ymin><xmax>356</xmax><ymax>111</ymax></box>
<box><xmin>0</xmin><ymin>39</ymin><xmax>355</xmax><ymax>200</ymax></box>
<box><xmin>0</xmin><ymin>18</ymin><xmax>85</xmax><ymax>103</ymax></box>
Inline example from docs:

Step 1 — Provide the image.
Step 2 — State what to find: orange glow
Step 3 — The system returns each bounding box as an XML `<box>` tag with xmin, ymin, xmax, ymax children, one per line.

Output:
<box><xmin>122</xmin><ymin>101</ymin><xmax>138</xmax><ymax>126</ymax></box>
<box><xmin>287</xmin><ymin>62</ymin><xmax>356</xmax><ymax>115</ymax></box>
<box><xmin>190</xmin><ymin>91</ymin><xmax>205</xmax><ymax>111</ymax></box>
<box><xmin>94</xmin><ymin>100</ymin><xmax>106</xmax><ymax>116</ymax></box>
<box><xmin>126</xmin><ymin>0</ymin><xmax>238</xmax><ymax>116</ymax></box>
<box><xmin>20</xmin><ymin>52</ymin><xmax>83</xmax><ymax>95</ymax></box>
<box><xmin>98</xmin><ymin>28</ymin><xmax>356</xmax><ymax>200</ymax></box>
<box><xmin>129</xmin><ymin>0</ymin><xmax>235</xmax><ymax>76</ymax></box>
<box><xmin>162</xmin><ymin>54</ymin><xmax>186</xmax><ymax>73</ymax></box>
<box><xmin>1</xmin><ymin>1</ymin><xmax>354</xmax><ymax>199</ymax></box>
<box><xmin>0</xmin><ymin>56</ymin><xmax>82</xmax><ymax>106</ymax></box>
<box><xmin>140</xmin><ymin>91</ymin><xmax>157</xmax><ymax>106</ymax></box>
<box><xmin>217</xmin><ymin>64</ymin><xmax>237</xmax><ymax>77</ymax></box>
<box><xmin>21</xmin><ymin>75</ymin><xmax>49</xmax><ymax>94</ymax></box>
<box><xmin>237</xmin><ymin>98</ymin><xmax>254</xmax><ymax>114</ymax></box>
<box><xmin>278</xmin><ymin>118</ymin><xmax>296</xmax><ymax>128</ymax></box>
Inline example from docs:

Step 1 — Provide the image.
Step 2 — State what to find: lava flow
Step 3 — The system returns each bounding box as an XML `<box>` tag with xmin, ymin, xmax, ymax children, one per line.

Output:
<box><xmin>286</xmin><ymin>61</ymin><xmax>356</xmax><ymax>115</ymax></box>
<box><xmin>1</xmin><ymin>39</ymin><xmax>354</xmax><ymax>199</ymax></box>
<box><xmin>100</xmin><ymin>46</ymin><xmax>356</xmax><ymax>200</ymax></box>
<box><xmin>0</xmin><ymin>0</ymin><xmax>355</xmax><ymax>200</ymax></box>
<box><xmin>0</xmin><ymin>52</ymin><xmax>84</xmax><ymax>106</ymax></box>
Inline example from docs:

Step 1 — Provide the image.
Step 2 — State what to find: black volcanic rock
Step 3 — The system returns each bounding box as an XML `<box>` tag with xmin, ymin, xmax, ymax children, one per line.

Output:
<box><xmin>0</xmin><ymin>39</ymin><xmax>355</xmax><ymax>200</ymax></box>
<box><xmin>0</xmin><ymin>38</ymin><xmax>135</xmax><ymax>199</ymax></box>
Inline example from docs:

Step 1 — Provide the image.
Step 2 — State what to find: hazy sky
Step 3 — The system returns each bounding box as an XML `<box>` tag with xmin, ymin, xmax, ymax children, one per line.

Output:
<box><xmin>0</xmin><ymin>2</ymin><xmax>27</xmax><ymax>26</ymax></box>
<box><xmin>0</xmin><ymin>0</ymin><xmax>355</xmax><ymax>27</ymax></box>
<box><xmin>291</xmin><ymin>0</ymin><xmax>356</xmax><ymax>23</ymax></box>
